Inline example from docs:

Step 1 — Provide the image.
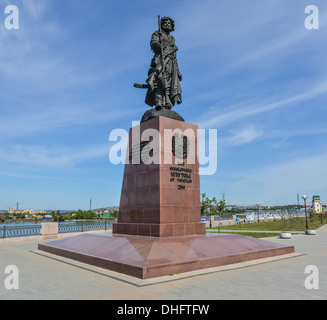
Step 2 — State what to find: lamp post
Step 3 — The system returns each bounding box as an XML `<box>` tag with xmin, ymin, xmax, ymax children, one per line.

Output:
<box><xmin>208</xmin><ymin>197</ymin><xmax>217</xmax><ymax>229</ymax></box>
<box><xmin>208</xmin><ymin>198</ymin><xmax>213</xmax><ymax>229</ymax></box>
<box><xmin>256</xmin><ymin>203</ymin><xmax>260</xmax><ymax>223</ymax></box>
<box><xmin>302</xmin><ymin>195</ymin><xmax>308</xmax><ymax>231</ymax></box>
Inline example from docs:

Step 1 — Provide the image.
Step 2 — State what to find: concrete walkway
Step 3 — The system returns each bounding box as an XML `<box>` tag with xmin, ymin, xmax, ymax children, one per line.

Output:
<box><xmin>207</xmin><ymin>230</ymin><xmax>304</xmax><ymax>234</ymax></box>
<box><xmin>0</xmin><ymin>225</ymin><xmax>327</xmax><ymax>300</ymax></box>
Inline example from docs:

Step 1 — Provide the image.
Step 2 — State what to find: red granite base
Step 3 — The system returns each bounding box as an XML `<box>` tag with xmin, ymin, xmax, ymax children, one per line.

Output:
<box><xmin>38</xmin><ymin>233</ymin><xmax>295</xmax><ymax>279</ymax></box>
<box><xmin>115</xmin><ymin>117</ymin><xmax>206</xmax><ymax>238</ymax></box>
<box><xmin>113</xmin><ymin>222</ymin><xmax>206</xmax><ymax>237</ymax></box>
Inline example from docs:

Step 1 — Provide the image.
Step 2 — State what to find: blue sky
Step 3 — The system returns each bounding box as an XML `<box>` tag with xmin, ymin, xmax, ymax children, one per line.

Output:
<box><xmin>0</xmin><ymin>0</ymin><xmax>326</xmax><ymax>210</ymax></box>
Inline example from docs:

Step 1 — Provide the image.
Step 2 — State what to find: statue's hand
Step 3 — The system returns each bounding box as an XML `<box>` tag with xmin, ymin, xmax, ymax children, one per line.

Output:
<box><xmin>151</xmin><ymin>41</ymin><xmax>162</xmax><ymax>54</ymax></box>
<box><xmin>178</xmin><ymin>70</ymin><xmax>183</xmax><ymax>81</ymax></box>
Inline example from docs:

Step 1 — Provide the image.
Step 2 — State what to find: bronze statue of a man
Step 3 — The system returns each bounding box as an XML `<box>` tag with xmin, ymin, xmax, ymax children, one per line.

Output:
<box><xmin>145</xmin><ymin>16</ymin><xmax>183</xmax><ymax>110</ymax></box>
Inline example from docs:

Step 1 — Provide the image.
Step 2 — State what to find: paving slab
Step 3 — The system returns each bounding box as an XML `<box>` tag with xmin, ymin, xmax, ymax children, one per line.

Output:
<box><xmin>0</xmin><ymin>226</ymin><xmax>326</xmax><ymax>300</ymax></box>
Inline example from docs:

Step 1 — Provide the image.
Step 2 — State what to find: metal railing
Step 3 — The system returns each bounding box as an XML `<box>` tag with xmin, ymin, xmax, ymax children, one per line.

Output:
<box><xmin>214</xmin><ymin>215</ymin><xmax>234</xmax><ymax>221</ymax></box>
<box><xmin>58</xmin><ymin>221</ymin><xmax>113</xmax><ymax>234</ymax></box>
<box><xmin>0</xmin><ymin>221</ymin><xmax>115</xmax><ymax>239</ymax></box>
<box><xmin>0</xmin><ymin>225</ymin><xmax>42</xmax><ymax>239</ymax></box>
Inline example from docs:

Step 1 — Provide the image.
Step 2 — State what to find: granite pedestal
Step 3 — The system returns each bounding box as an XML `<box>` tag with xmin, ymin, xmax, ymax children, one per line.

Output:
<box><xmin>113</xmin><ymin>117</ymin><xmax>206</xmax><ymax>238</ymax></box>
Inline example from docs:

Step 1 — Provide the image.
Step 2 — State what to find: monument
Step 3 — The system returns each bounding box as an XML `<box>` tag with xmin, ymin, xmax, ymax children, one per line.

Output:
<box><xmin>38</xmin><ymin>16</ymin><xmax>295</xmax><ymax>279</ymax></box>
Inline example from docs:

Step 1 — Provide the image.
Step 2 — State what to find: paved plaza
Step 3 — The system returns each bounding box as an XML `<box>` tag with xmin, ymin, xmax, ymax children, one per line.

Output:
<box><xmin>0</xmin><ymin>225</ymin><xmax>326</xmax><ymax>300</ymax></box>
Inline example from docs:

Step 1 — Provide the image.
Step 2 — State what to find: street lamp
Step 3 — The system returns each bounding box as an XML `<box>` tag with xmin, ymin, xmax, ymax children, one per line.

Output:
<box><xmin>256</xmin><ymin>203</ymin><xmax>260</xmax><ymax>223</ymax></box>
<box><xmin>208</xmin><ymin>198</ymin><xmax>213</xmax><ymax>229</ymax></box>
<box><xmin>302</xmin><ymin>195</ymin><xmax>308</xmax><ymax>230</ymax></box>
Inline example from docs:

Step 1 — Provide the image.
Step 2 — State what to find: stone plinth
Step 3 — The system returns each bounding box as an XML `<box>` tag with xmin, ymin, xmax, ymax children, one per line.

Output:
<box><xmin>113</xmin><ymin>116</ymin><xmax>206</xmax><ymax>238</ymax></box>
<box><xmin>38</xmin><ymin>233</ymin><xmax>295</xmax><ymax>279</ymax></box>
<box><xmin>41</xmin><ymin>222</ymin><xmax>58</xmax><ymax>240</ymax></box>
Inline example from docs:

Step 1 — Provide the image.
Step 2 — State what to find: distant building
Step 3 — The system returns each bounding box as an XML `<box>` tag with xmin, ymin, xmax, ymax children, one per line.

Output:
<box><xmin>24</xmin><ymin>209</ymin><xmax>35</xmax><ymax>215</ymax></box>
<box><xmin>312</xmin><ymin>195</ymin><xmax>322</xmax><ymax>214</ymax></box>
<box><xmin>7</xmin><ymin>207</ymin><xmax>46</xmax><ymax>215</ymax></box>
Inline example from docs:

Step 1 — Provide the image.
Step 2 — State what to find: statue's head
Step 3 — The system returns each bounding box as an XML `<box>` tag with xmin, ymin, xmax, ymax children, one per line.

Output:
<box><xmin>161</xmin><ymin>16</ymin><xmax>175</xmax><ymax>32</ymax></box>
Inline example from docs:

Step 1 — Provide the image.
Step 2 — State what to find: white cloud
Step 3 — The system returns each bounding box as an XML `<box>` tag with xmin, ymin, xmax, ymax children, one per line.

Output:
<box><xmin>197</xmin><ymin>80</ymin><xmax>327</xmax><ymax>129</ymax></box>
<box><xmin>0</xmin><ymin>143</ymin><xmax>109</xmax><ymax>168</ymax></box>
<box><xmin>222</xmin><ymin>126</ymin><xmax>263</xmax><ymax>147</ymax></box>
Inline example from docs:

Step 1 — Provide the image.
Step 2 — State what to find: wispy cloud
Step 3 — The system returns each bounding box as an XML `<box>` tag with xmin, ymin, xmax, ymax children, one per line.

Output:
<box><xmin>198</xmin><ymin>80</ymin><xmax>327</xmax><ymax>129</ymax></box>
<box><xmin>0</xmin><ymin>102</ymin><xmax>141</xmax><ymax>140</ymax></box>
<box><xmin>0</xmin><ymin>143</ymin><xmax>109</xmax><ymax>168</ymax></box>
<box><xmin>221</xmin><ymin>126</ymin><xmax>263</xmax><ymax>147</ymax></box>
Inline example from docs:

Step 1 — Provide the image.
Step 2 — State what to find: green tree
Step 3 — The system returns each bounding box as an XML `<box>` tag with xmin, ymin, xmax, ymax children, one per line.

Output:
<box><xmin>110</xmin><ymin>210</ymin><xmax>119</xmax><ymax>218</ymax></box>
<box><xmin>216</xmin><ymin>198</ymin><xmax>226</xmax><ymax>217</ymax></box>
<box><xmin>201</xmin><ymin>193</ymin><xmax>225</xmax><ymax>216</ymax></box>
<box><xmin>18</xmin><ymin>213</ymin><xmax>25</xmax><ymax>220</ymax></box>
<box><xmin>75</xmin><ymin>209</ymin><xmax>83</xmax><ymax>220</ymax></box>
<box><xmin>201</xmin><ymin>193</ymin><xmax>226</xmax><ymax>229</ymax></box>
<box><xmin>201</xmin><ymin>193</ymin><xmax>212</xmax><ymax>216</ymax></box>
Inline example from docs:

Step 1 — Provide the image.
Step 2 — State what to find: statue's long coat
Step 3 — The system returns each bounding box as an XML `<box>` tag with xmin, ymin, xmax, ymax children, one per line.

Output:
<box><xmin>145</xmin><ymin>30</ymin><xmax>182</xmax><ymax>107</ymax></box>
